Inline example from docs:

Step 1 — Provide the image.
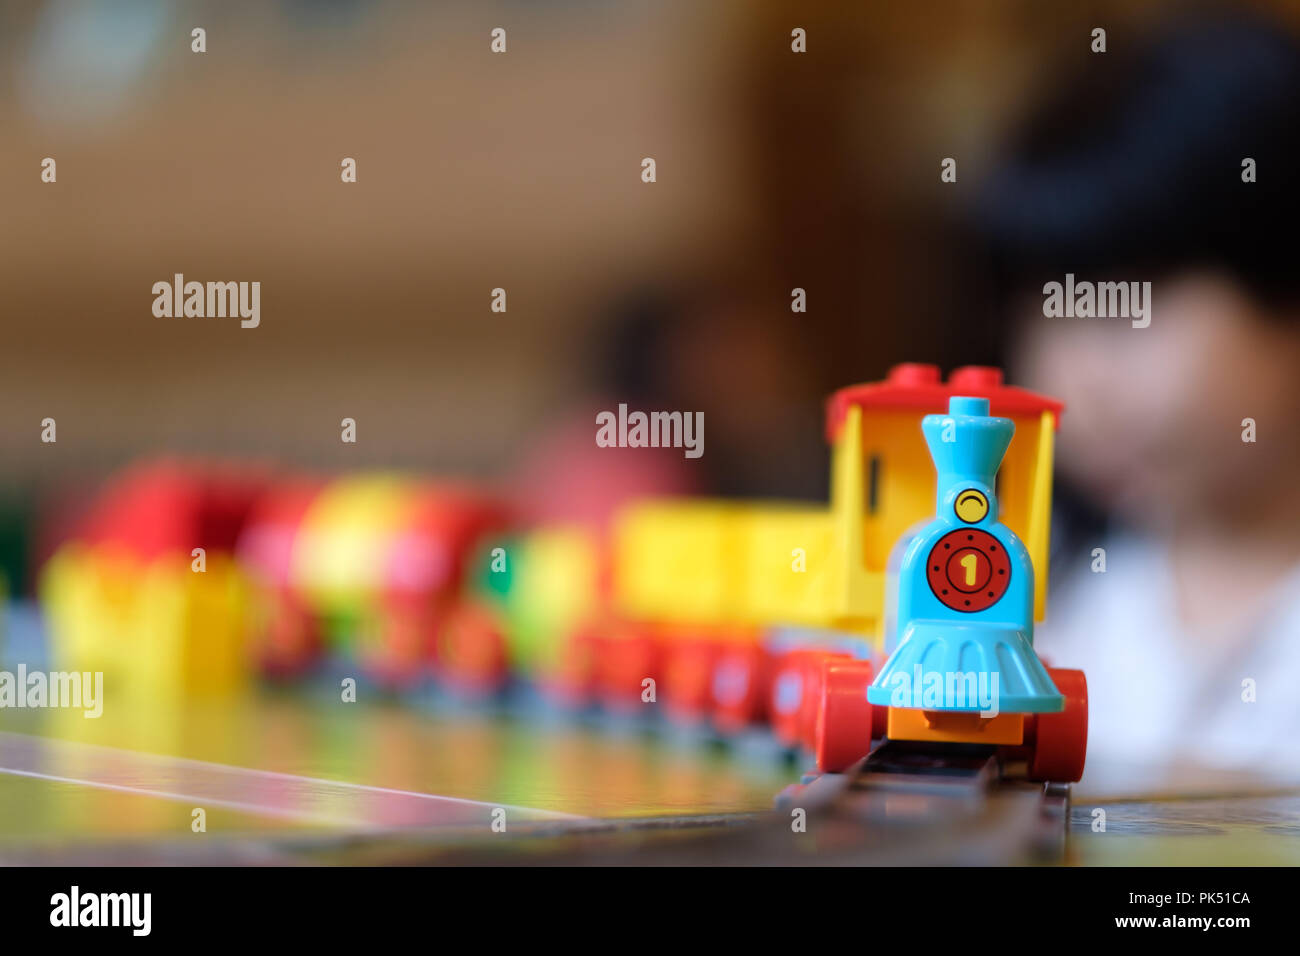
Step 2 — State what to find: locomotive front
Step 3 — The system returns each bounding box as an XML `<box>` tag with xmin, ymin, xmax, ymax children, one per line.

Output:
<box><xmin>815</xmin><ymin>394</ymin><xmax>1088</xmax><ymax>783</ymax></box>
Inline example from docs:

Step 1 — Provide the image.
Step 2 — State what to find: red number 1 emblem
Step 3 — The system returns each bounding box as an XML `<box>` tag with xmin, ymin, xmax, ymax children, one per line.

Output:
<box><xmin>926</xmin><ymin>528</ymin><xmax>1011</xmax><ymax>612</ymax></box>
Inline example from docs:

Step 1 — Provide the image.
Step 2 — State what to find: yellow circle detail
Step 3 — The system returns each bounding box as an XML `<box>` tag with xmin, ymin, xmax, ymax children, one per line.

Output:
<box><xmin>954</xmin><ymin>489</ymin><xmax>989</xmax><ymax>523</ymax></box>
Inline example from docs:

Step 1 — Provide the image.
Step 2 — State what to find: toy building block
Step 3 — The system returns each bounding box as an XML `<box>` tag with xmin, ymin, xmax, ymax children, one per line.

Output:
<box><xmin>41</xmin><ymin>460</ymin><xmax>268</xmax><ymax>703</ymax></box>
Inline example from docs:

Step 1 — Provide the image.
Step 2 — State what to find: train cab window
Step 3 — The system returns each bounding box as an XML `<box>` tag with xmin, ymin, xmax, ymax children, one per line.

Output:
<box><xmin>867</xmin><ymin>454</ymin><xmax>881</xmax><ymax>515</ymax></box>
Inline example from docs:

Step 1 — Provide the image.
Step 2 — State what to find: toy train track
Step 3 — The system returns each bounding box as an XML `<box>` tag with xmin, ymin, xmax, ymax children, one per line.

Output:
<box><xmin>775</xmin><ymin>739</ymin><xmax>1071</xmax><ymax>862</ymax></box>
<box><xmin>398</xmin><ymin>742</ymin><xmax>1075</xmax><ymax>865</ymax></box>
<box><xmin>256</xmin><ymin>745</ymin><xmax>1074</xmax><ymax>865</ymax></box>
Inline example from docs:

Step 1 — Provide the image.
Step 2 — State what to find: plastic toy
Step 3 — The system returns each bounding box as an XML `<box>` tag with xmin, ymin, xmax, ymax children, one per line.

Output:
<box><xmin>243</xmin><ymin>475</ymin><xmax>508</xmax><ymax>689</ymax></box>
<box><xmin>813</xmin><ymin>395</ymin><xmax>1087</xmax><ymax>782</ymax></box>
<box><xmin>41</xmin><ymin>461</ymin><xmax>268</xmax><ymax>701</ymax></box>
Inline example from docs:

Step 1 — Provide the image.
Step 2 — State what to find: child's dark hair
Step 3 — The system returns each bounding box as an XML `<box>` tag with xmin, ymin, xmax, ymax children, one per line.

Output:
<box><xmin>972</xmin><ymin>7</ymin><xmax>1300</xmax><ymax>317</ymax></box>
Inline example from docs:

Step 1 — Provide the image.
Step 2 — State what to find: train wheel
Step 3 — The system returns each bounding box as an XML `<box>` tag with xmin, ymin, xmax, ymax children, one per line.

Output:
<box><xmin>259</xmin><ymin>593</ymin><xmax>320</xmax><ymax>678</ymax></box>
<box><xmin>1028</xmin><ymin>668</ymin><xmax>1088</xmax><ymax>783</ymax></box>
<box><xmin>663</xmin><ymin>639</ymin><xmax>717</xmax><ymax>723</ymax></box>
<box><xmin>546</xmin><ymin>626</ymin><xmax>601</xmax><ymax>706</ymax></box>
<box><xmin>354</xmin><ymin>605</ymin><xmax>434</xmax><ymax>689</ymax></box>
<box><xmin>814</xmin><ymin>658</ymin><xmax>876</xmax><ymax>773</ymax></box>
<box><xmin>599</xmin><ymin>627</ymin><xmax>660</xmax><ymax>714</ymax></box>
<box><xmin>438</xmin><ymin>602</ymin><xmax>508</xmax><ymax>692</ymax></box>
<box><xmin>798</xmin><ymin>652</ymin><xmax>843</xmax><ymax>752</ymax></box>
<box><xmin>712</xmin><ymin>643</ymin><xmax>770</xmax><ymax>734</ymax></box>
<box><xmin>764</xmin><ymin>650</ymin><xmax>806</xmax><ymax>749</ymax></box>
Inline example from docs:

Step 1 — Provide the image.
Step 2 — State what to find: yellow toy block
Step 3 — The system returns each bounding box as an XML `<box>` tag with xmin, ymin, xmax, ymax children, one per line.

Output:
<box><xmin>292</xmin><ymin>475</ymin><xmax>414</xmax><ymax>612</ymax></box>
<box><xmin>42</xmin><ymin>544</ymin><xmax>253</xmax><ymax>704</ymax></box>
<box><xmin>176</xmin><ymin>554</ymin><xmax>254</xmax><ymax>695</ymax></box>
<box><xmin>41</xmin><ymin>545</ymin><xmax>117</xmax><ymax>681</ymax></box>
<box><xmin>507</xmin><ymin>526</ymin><xmax>600</xmax><ymax>671</ymax></box>
<box><xmin>611</xmin><ymin>500</ymin><xmax>746</xmax><ymax>625</ymax></box>
<box><xmin>734</xmin><ymin>506</ymin><xmax>834</xmax><ymax>626</ymax></box>
<box><xmin>613</xmin><ymin>500</ymin><xmax>846</xmax><ymax>633</ymax></box>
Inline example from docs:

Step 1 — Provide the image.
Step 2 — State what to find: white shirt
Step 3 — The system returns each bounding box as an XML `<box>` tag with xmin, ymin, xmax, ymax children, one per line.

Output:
<box><xmin>1035</xmin><ymin>534</ymin><xmax>1300</xmax><ymax>787</ymax></box>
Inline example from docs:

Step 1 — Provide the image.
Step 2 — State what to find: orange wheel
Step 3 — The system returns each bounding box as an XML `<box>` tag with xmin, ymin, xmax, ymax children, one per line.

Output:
<box><xmin>814</xmin><ymin>658</ymin><xmax>876</xmax><ymax>773</ymax></box>
<box><xmin>1028</xmin><ymin>667</ymin><xmax>1088</xmax><ymax>782</ymax></box>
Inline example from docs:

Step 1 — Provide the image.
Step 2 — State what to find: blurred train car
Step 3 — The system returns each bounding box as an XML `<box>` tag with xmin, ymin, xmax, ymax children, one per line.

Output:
<box><xmin>238</xmin><ymin>476</ymin><xmax>507</xmax><ymax>689</ymax></box>
<box><xmin>473</xmin><ymin>525</ymin><xmax>605</xmax><ymax>701</ymax></box>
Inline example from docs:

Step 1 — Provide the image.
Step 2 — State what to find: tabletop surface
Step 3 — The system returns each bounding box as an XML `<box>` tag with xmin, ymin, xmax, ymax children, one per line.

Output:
<box><xmin>2</xmin><ymin>690</ymin><xmax>1297</xmax><ymax>865</ymax></box>
<box><xmin>3</xmin><ymin>603</ymin><xmax>1297</xmax><ymax>865</ymax></box>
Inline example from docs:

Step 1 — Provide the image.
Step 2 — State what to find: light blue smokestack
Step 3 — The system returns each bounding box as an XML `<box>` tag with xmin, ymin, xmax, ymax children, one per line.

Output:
<box><xmin>921</xmin><ymin>396</ymin><xmax>1014</xmax><ymax>512</ymax></box>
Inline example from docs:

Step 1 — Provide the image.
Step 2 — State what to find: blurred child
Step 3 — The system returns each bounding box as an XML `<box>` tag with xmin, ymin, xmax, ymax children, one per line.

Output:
<box><xmin>973</xmin><ymin>9</ymin><xmax>1300</xmax><ymax>777</ymax></box>
<box><xmin>513</xmin><ymin>281</ymin><xmax>828</xmax><ymax>528</ymax></box>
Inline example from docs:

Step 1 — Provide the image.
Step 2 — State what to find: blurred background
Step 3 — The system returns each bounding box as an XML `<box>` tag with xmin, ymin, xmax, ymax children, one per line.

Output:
<box><xmin>3</xmin><ymin>0</ymin><xmax>1300</xmax><ymax>857</ymax></box>
<box><xmin>9</xmin><ymin>0</ymin><xmax>1285</xmax><ymax>494</ymax></box>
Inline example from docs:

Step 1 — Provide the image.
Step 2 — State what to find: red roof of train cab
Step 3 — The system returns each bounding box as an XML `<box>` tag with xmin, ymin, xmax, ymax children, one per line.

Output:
<box><xmin>80</xmin><ymin>459</ymin><xmax>274</xmax><ymax>560</ymax></box>
<box><xmin>825</xmin><ymin>364</ymin><xmax>1065</xmax><ymax>442</ymax></box>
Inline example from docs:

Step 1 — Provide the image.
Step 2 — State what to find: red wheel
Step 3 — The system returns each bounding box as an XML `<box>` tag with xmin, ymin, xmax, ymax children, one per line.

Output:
<box><xmin>258</xmin><ymin>590</ymin><xmax>320</xmax><ymax>678</ymax></box>
<box><xmin>545</xmin><ymin>626</ymin><xmax>602</xmax><ymax>706</ymax></box>
<box><xmin>768</xmin><ymin>651</ymin><xmax>809</xmax><ymax>746</ymax></box>
<box><xmin>769</xmin><ymin>649</ymin><xmax>835</xmax><ymax>747</ymax></box>
<box><xmin>1028</xmin><ymin>667</ymin><xmax>1088</xmax><ymax>782</ymax></box>
<box><xmin>814</xmin><ymin>658</ymin><xmax>876</xmax><ymax>773</ymax></box>
<box><xmin>799</xmin><ymin>652</ymin><xmax>848</xmax><ymax>752</ymax></box>
<box><xmin>599</xmin><ymin>626</ymin><xmax>661</xmax><ymax>714</ymax></box>
<box><xmin>663</xmin><ymin>639</ymin><xmax>718</xmax><ymax>723</ymax></box>
<box><xmin>711</xmin><ymin>643</ymin><xmax>770</xmax><ymax>734</ymax></box>
<box><xmin>436</xmin><ymin>601</ymin><xmax>508</xmax><ymax>692</ymax></box>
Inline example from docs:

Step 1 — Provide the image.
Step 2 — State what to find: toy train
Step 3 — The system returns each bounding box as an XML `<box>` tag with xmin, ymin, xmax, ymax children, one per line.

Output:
<box><xmin>38</xmin><ymin>363</ymin><xmax>1086</xmax><ymax>782</ymax></box>
<box><xmin>813</xmin><ymin>394</ymin><xmax>1087</xmax><ymax>782</ymax></box>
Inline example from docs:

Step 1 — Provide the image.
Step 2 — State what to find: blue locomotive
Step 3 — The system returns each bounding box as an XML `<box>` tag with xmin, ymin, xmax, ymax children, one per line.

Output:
<box><xmin>815</xmin><ymin>395</ymin><xmax>1088</xmax><ymax>781</ymax></box>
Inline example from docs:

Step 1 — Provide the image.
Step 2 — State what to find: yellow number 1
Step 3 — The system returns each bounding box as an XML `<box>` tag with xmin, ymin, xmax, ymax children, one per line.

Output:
<box><xmin>960</xmin><ymin>553</ymin><xmax>978</xmax><ymax>586</ymax></box>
